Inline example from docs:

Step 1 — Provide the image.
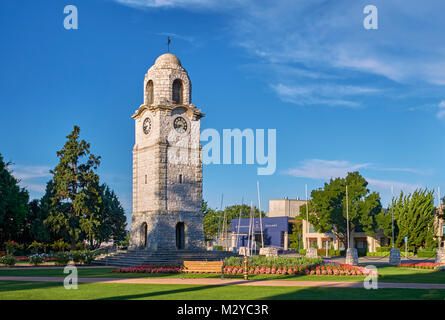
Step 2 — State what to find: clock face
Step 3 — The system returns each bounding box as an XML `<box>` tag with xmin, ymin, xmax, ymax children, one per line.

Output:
<box><xmin>173</xmin><ymin>116</ymin><xmax>187</xmax><ymax>133</ymax></box>
<box><xmin>143</xmin><ymin>117</ymin><xmax>151</xmax><ymax>135</ymax></box>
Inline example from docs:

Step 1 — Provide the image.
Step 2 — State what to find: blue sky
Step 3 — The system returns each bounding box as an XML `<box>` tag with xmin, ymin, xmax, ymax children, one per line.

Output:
<box><xmin>1</xmin><ymin>0</ymin><xmax>445</xmax><ymax>224</ymax></box>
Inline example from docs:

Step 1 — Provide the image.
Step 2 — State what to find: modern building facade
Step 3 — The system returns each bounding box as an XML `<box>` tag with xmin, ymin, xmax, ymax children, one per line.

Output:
<box><xmin>265</xmin><ymin>197</ymin><xmax>389</xmax><ymax>252</ymax></box>
<box><xmin>229</xmin><ymin>216</ymin><xmax>292</xmax><ymax>252</ymax></box>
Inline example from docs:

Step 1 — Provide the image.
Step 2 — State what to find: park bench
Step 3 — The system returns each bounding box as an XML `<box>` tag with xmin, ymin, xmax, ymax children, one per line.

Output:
<box><xmin>182</xmin><ymin>260</ymin><xmax>224</xmax><ymax>274</ymax></box>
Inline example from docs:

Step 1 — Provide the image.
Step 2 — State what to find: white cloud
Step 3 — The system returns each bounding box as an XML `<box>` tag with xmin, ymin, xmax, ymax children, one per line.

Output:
<box><xmin>114</xmin><ymin>0</ymin><xmax>243</xmax><ymax>10</ymax></box>
<box><xmin>437</xmin><ymin>100</ymin><xmax>445</xmax><ymax>119</ymax></box>
<box><xmin>271</xmin><ymin>83</ymin><xmax>379</xmax><ymax>107</ymax></box>
<box><xmin>285</xmin><ymin>159</ymin><xmax>370</xmax><ymax>180</ymax></box>
<box><xmin>10</xmin><ymin>165</ymin><xmax>51</xmax><ymax>180</ymax></box>
<box><xmin>10</xmin><ymin>165</ymin><xmax>51</xmax><ymax>196</ymax></box>
<box><xmin>113</xmin><ymin>0</ymin><xmax>445</xmax><ymax>111</ymax></box>
<box><xmin>366</xmin><ymin>178</ymin><xmax>420</xmax><ymax>194</ymax></box>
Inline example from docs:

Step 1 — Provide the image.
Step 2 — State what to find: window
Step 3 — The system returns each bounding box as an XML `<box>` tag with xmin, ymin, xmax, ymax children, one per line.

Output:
<box><xmin>145</xmin><ymin>175</ymin><xmax>147</xmax><ymax>184</ymax></box>
<box><xmin>146</xmin><ymin>80</ymin><xmax>154</xmax><ymax>105</ymax></box>
<box><xmin>172</xmin><ymin>79</ymin><xmax>183</xmax><ymax>104</ymax></box>
<box><xmin>442</xmin><ymin>223</ymin><xmax>445</xmax><ymax>236</ymax></box>
<box><xmin>178</xmin><ymin>174</ymin><xmax>183</xmax><ymax>184</ymax></box>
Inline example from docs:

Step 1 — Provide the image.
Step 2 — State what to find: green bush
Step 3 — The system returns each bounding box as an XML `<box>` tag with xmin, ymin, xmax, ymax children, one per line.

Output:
<box><xmin>82</xmin><ymin>250</ymin><xmax>97</xmax><ymax>265</ymax></box>
<box><xmin>376</xmin><ymin>246</ymin><xmax>391</xmax><ymax>252</ymax></box>
<box><xmin>54</xmin><ymin>252</ymin><xmax>70</xmax><ymax>266</ymax></box>
<box><xmin>0</xmin><ymin>254</ymin><xmax>16</xmax><ymax>267</ymax></box>
<box><xmin>417</xmin><ymin>250</ymin><xmax>436</xmax><ymax>258</ymax></box>
<box><xmin>299</xmin><ymin>249</ymin><xmax>306</xmax><ymax>255</ymax></box>
<box><xmin>71</xmin><ymin>251</ymin><xmax>85</xmax><ymax>264</ymax></box>
<box><xmin>51</xmin><ymin>239</ymin><xmax>70</xmax><ymax>252</ymax></box>
<box><xmin>367</xmin><ymin>251</ymin><xmax>414</xmax><ymax>257</ymax></box>
<box><xmin>224</xmin><ymin>256</ymin><xmax>322</xmax><ymax>269</ymax></box>
<box><xmin>328</xmin><ymin>249</ymin><xmax>341</xmax><ymax>256</ymax></box>
<box><xmin>28</xmin><ymin>254</ymin><xmax>44</xmax><ymax>266</ymax></box>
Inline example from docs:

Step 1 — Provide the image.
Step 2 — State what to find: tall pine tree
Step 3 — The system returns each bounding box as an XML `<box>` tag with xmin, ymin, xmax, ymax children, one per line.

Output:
<box><xmin>45</xmin><ymin>126</ymin><xmax>101</xmax><ymax>250</ymax></box>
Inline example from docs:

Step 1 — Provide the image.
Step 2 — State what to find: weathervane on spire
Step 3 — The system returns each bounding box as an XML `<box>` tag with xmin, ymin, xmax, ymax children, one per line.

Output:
<box><xmin>167</xmin><ymin>36</ymin><xmax>171</xmax><ymax>52</ymax></box>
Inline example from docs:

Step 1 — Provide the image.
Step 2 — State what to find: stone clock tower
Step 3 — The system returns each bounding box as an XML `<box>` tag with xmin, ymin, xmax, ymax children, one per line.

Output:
<box><xmin>129</xmin><ymin>53</ymin><xmax>205</xmax><ymax>251</ymax></box>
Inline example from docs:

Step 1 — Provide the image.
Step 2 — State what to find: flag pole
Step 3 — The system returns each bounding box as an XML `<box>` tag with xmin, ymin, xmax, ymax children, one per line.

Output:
<box><xmin>257</xmin><ymin>181</ymin><xmax>264</xmax><ymax>248</ymax></box>
<box><xmin>346</xmin><ymin>185</ymin><xmax>350</xmax><ymax>249</ymax></box>
<box><xmin>391</xmin><ymin>186</ymin><xmax>394</xmax><ymax>249</ymax></box>
<box><xmin>305</xmin><ymin>184</ymin><xmax>309</xmax><ymax>249</ymax></box>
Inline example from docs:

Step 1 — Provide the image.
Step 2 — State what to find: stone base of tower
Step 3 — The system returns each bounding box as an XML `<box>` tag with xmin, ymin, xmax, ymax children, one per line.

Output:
<box><xmin>129</xmin><ymin>210</ymin><xmax>205</xmax><ymax>251</ymax></box>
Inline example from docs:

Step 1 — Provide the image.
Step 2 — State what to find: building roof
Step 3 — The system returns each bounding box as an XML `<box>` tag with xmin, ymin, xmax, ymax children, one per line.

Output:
<box><xmin>154</xmin><ymin>53</ymin><xmax>182</xmax><ymax>68</ymax></box>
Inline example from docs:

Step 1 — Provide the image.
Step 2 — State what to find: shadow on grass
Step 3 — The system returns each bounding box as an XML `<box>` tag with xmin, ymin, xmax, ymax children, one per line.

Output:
<box><xmin>100</xmin><ymin>280</ymin><xmax>253</xmax><ymax>300</ymax></box>
<box><xmin>262</xmin><ymin>286</ymin><xmax>445</xmax><ymax>300</ymax></box>
<box><xmin>0</xmin><ymin>280</ymin><xmax>62</xmax><ymax>294</ymax></box>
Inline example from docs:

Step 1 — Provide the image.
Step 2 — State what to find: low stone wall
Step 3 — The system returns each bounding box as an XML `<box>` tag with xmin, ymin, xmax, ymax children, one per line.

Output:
<box><xmin>259</xmin><ymin>247</ymin><xmax>278</xmax><ymax>258</ymax></box>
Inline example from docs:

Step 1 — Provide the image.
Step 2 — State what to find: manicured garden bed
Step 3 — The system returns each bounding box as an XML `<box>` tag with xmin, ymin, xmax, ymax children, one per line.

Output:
<box><xmin>397</xmin><ymin>263</ymin><xmax>444</xmax><ymax>270</ymax></box>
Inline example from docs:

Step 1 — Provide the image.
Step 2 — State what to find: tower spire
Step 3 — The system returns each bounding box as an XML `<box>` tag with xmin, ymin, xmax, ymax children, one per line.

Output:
<box><xmin>167</xmin><ymin>36</ymin><xmax>171</xmax><ymax>52</ymax></box>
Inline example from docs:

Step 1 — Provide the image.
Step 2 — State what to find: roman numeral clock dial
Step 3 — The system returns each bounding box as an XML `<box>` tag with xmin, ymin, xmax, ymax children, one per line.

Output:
<box><xmin>143</xmin><ymin>117</ymin><xmax>151</xmax><ymax>135</ymax></box>
<box><xmin>173</xmin><ymin>116</ymin><xmax>187</xmax><ymax>133</ymax></box>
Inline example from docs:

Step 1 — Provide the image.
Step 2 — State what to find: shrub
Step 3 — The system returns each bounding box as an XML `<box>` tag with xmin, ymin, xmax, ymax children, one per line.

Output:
<box><xmin>0</xmin><ymin>254</ymin><xmax>16</xmax><ymax>267</ymax></box>
<box><xmin>54</xmin><ymin>252</ymin><xmax>70</xmax><ymax>266</ymax></box>
<box><xmin>82</xmin><ymin>250</ymin><xmax>97</xmax><ymax>265</ymax></box>
<box><xmin>28</xmin><ymin>241</ymin><xmax>44</xmax><ymax>254</ymax></box>
<box><xmin>376</xmin><ymin>246</ymin><xmax>391</xmax><ymax>252</ymax></box>
<box><xmin>299</xmin><ymin>249</ymin><xmax>306</xmax><ymax>255</ymax></box>
<box><xmin>4</xmin><ymin>241</ymin><xmax>20</xmax><ymax>255</ymax></box>
<box><xmin>52</xmin><ymin>239</ymin><xmax>70</xmax><ymax>252</ymax></box>
<box><xmin>417</xmin><ymin>250</ymin><xmax>436</xmax><ymax>258</ymax></box>
<box><xmin>71</xmin><ymin>251</ymin><xmax>85</xmax><ymax>264</ymax></box>
<box><xmin>28</xmin><ymin>254</ymin><xmax>44</xmax><ymax>266</ymax></box>
<box><xmin>328</xmin><ymin>249</ymin><xmax>341</xmax><ymax>256</ymax></box>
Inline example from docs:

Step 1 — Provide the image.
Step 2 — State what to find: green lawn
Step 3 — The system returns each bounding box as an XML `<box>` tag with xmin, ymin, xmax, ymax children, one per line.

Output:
<box><xmin>0</xmin><ymin>266</ymin><xmax>443</xmax><ymax>284</ymax></box>
<box><xmin>0</xmin><ymin>281</ymin><xmax>444</xmax><ymax>300</ymax></box>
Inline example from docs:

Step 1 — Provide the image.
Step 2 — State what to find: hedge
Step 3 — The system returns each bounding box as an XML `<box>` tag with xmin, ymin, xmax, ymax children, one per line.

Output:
<box><xmin>417</xmin><ymin>250</ymin><xmax>436</xmax><ymax>258</ymax></box>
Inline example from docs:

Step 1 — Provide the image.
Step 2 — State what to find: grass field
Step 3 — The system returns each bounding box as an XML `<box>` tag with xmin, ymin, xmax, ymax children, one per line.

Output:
<box><xmin>0</xmin><ymin>281</ymin><xmax>444</xmax><ymax>300</ymax></box>
<box><xmin>0</xmin><ymin>266</ymin><xmax>444</xmax><ymax>283</ymax></box>
<box><xmin>0</xmin><ymin>266</ymin><xmax>444</xmax><ymax>300</ymax></box>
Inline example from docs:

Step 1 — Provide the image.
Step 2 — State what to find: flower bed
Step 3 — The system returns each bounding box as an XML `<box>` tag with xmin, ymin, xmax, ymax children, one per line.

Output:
<box><xmin>113</xmin><ymin>265</ymin><xmax>181</xmax><ymax>274</ymax></box>
<box><xmin>397</xmin><ymin>263</ymin><xmax>444</xmax><ymax>270</ymax></box>
<box><xmin>223</xmin><ymin>262</ymin><xmax>373</xmax><ymax>276</ymax></box>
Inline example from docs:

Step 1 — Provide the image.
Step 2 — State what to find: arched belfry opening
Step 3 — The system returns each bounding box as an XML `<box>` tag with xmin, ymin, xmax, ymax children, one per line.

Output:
<box><xmin>176</xmin><ymin>222</ymin><xmax>185</xmax><ymax>250</ymax></box>
<box><xmin>146</xmin><ymin>80</ymin><xmax>154</xmax><ymax>105</ymax></box>
<box><xmin>172</xmin><ymin>79</ymin><xmax>183</xmax><ymax>104</ymax></box>
<box><xmin>141</xmin><ymin>222</ymin><xmax>147</xmax><ymax>248</ymax></box>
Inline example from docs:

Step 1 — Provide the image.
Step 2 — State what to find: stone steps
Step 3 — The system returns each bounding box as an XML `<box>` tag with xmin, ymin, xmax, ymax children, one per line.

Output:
<box><xmin>93</xmin><ymin>250</ymin><xmax>239</xmax><ymax>267</ymax></box>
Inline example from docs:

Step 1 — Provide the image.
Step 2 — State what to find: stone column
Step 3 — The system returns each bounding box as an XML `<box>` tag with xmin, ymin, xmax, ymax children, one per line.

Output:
<box><xmin>284</xmin><ymin>232</ymin><xmax>289</xmax><ymax>251</ymax></box>
<box><xmin>389</xmin><ymin>248</ymin><xmax>401</xmax><ymax>265</ymax></box>
<box><xmin>345</xmin><ymin>248</ymin><xmax>358</xmax><ymax>265</ymax></box>
<box><xmin>435</xmin><ymin>248</ymin><xmax>445</xmax><ymax>264</ymax></box>
<box><xmin>306</xmin><ymin>248</ymin><xmax>318</xmax><ymax>258</ymax></box>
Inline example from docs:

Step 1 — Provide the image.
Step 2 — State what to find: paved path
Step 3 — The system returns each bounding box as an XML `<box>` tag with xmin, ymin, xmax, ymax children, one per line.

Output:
<box><xmin>1</xmin><ymin>276</ymin><xmax>445</xmax><ymax>290</ymax></box>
